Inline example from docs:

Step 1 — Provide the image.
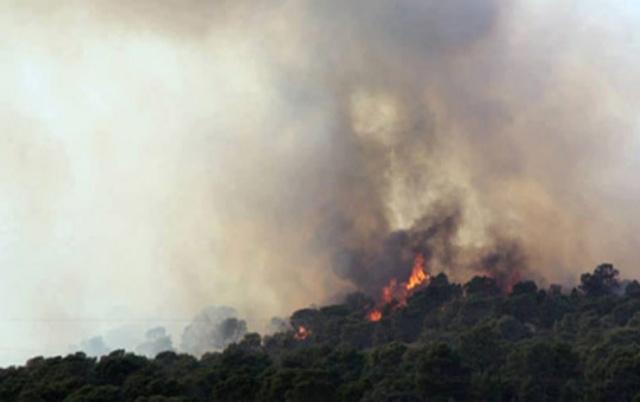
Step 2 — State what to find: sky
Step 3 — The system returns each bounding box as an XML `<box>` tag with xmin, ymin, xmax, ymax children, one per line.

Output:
<box><xmin>1</xmin><ymin>1</ymin><xmax>640</xmax><ymax>366</ymax></box>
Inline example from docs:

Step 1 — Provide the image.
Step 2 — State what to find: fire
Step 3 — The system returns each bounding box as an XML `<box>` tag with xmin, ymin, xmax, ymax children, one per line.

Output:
<box><xmin>367</xmin><ymin>253</ymin><xmax>431</xmax><ymax>321</ymax></box>
<box><xmin>294</xmin><ymin>325</ymin><xmax>310</xmax><ymax>340</ymax></box>
<box><xmin>406</xmin><ymin>254</ymin><xmax>429</xmax><ymax>290</ymax></box>
<box><xmin>382</xmin><ymin>279</ymin><xmax>396</xmax><ymax>304</ymax></box>
<box><xmin>367</xmin><ymin>309</ymin><xmax>382</xmax><ymax>322</ymax></box>
<box><xmin>382</xmin><ymin>253</ymin><xmax>431</xmax><ymax>306</ymax></box>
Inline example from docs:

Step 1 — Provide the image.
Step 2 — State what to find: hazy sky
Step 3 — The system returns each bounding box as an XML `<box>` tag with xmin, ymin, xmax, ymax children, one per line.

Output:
<box><xmin>1</xmin><ymin>1</ymin><xmax>640</xmax><ymax>366</ymax></box>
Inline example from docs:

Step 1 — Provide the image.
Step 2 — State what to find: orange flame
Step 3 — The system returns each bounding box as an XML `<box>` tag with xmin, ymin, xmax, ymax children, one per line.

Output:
<box><xmin>367</xmin><ymin>309</ymin><xmax>382</xmax><ymax>322</ymax></box>
<box><xmin>371</xmin><ymin>253</ymin><xmax>431</xmax><ymax>314</ymax></box>
<box><xmin>406</xmin><ymin>254</ymin><xmax>429</xmax><ymax>290</ymax></box>
<box><xmin>294</xmin><ymin>325</ymin><xmax>310</xmax><ymax>340</ymax></box>
<box><xmin>366</xmin><ymin>254</ymin><xmax>431</xmax><ymax>321</ymax></box>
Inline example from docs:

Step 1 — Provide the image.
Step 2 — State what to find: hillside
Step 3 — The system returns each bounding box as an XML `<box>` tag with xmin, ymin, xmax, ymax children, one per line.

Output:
<box><xmin>2</xmin><ymin>264</ymin><xmax>640</xmax><ymax>401</ymax></box>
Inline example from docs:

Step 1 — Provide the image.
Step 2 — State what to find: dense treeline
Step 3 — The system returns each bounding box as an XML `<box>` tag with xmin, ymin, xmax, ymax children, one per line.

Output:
<box><xmin>3</xmin><ymin>264</ymin><xmax>640</xmax><ymax>401</ymax></box>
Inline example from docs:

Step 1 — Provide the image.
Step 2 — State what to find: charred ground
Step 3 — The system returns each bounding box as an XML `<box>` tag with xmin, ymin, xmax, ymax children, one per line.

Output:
<box><xmin>2</xmin><ymin>264</ymin><xmax>640</xmax><ymax>401</ymax></box>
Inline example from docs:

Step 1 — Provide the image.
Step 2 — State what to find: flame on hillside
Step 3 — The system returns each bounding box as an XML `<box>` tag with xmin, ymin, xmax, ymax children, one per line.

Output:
<box><xmin>367</xmin><ymin>254</ymin><xmax>431</xmax><ymax>321</ymax></box>
<box><xmin>294</xmin><ymin>325</ymin><xmax>311</xmax><ymax>340</ymax></box>
<box><xmin>367</xmin><ymin>309</ymin><xmax>382</xmax><ymax>322</ymax></box>
<box><xmin>407</xmin><ymin>254</ymin><xmax>428</xmax><ymax>290</ymax></box>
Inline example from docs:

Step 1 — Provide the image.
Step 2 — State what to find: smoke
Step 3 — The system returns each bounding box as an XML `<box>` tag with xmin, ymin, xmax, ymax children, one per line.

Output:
<box><xmin>180</xmin><ymin>306</ymin><xmax>247</xmax><ymax>357</ymax></box>
<box><xmin>72</xmin><ymin>327</ymin><xmax>173</xmax><ymax>359</ymax></box>
<box><xmin>73</xmin><ymin>307</ymin><xmax>244</xmax><ymax>358</ymax></box>
<box><xmin>76</xmin><ymin>336</ymin><xmax>109</xmax><ymax>358</ymax></box>
<box><xmin>135</xmin><ymin>327</ymin><xmax>174</xmax><ymax>358</ymax></box>
<box><xmin>254</xmin><ymin>0</ymin><xmax>640</xmax><ymax>293</ymax></box>
<box><xmin>1</xmin><ymin>1</ymin><xmax>640</xmax><ymax>364</ymax></box>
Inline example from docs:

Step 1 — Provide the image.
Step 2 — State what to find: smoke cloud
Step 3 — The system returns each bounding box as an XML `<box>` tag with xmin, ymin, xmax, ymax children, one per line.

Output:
<box><xmin>180</xmin><ymin>306</ymin><xmax>247</xmax><ymax>357</ymax></box>
<box><xmin>1</xmin><ymin>1</ymin><xmax>640</xmax><ymax>365</ymax></box>
<box><xmin>135</xmin><ymin>327</ymin><xmax>174</xmax><ymax>358</ymax></box>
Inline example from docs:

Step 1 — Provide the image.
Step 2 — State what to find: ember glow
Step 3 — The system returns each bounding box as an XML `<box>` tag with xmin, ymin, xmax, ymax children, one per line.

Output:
<box><xmin>367</xmin><ymin>254</ymin><xmax>431</xmax><ymax>321</ymax></box>
<box><xmin>382</xmin><ymin>279</ymin><xmax>397</xmax><ymax>304</ymax></box>
<box><xmin>294</xmin><ymin>325</ymin><xmax>311</xmax><ymax>340</ymax></box>
<box><xmin>367</xmin><ymin>309</ymin><xmax>382</xmax><ymax>322</ymax></box>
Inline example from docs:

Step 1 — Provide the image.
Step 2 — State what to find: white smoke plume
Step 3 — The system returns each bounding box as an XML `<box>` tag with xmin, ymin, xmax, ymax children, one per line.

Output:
<box><xmin>1</xmin><ymin>1</ymin><xmax>640</xmax><ymax>365</ymax></box>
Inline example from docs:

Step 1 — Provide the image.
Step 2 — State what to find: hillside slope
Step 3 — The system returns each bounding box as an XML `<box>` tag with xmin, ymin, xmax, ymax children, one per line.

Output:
<box><xmin>2</xmin><ymin>264</ymin><xmax>640</xmax><ymax>401</ymax></box>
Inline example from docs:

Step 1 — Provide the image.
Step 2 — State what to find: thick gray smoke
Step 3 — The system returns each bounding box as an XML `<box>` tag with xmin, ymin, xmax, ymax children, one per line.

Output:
<box><xmin>1</xmin><ymin>1</ymin><xmax>640</xmax><ymax>365</ymax></box>
<box><xmin>238</xmin><ymin>0</ymin><xmax>640</xmax><ymax>293</ymax></box>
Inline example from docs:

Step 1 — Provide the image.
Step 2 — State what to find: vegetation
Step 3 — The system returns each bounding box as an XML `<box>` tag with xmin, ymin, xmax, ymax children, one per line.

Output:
<box><xmin>3</xmin><ymin>264</ymin><xmax>640</xmax><ymax>401</ymax></box>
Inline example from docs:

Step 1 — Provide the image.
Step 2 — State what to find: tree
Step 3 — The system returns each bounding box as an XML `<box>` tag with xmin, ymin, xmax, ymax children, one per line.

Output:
<box><xmin>464</xmin><ymin>276</ymin><xmax>501</xmax><ymax>297</ymax></box>
<box><xmin>415</xmin><ymin>343</ymin><xmax>471</xmax><ymax>401</ymax></box>
<box><xmin>626</xmin><ymin>280</ymin><xmax>640</xmax><ymax>298</ymax></box>
<box><xmin>511</xmin><ymin>280</ymin><xmax>538</xmax><ymax>296</ymax></box>
<box><xmin>504</xmin><ymin>341</ymin><xmax>581</xmax><ymax>401</ymax></box>
<box><xmin>5</xmin><ymin>265</ymin><xmax>640</xmax><ymax>402</ymax></box>
<box><xmin>95</xmin><ymin>350</ymin><xmax>147</xmax><ymax>386</ymax></box>
<box><xmin>284</xmin><ymin>370</ymin><xmax>336</xmax><ymax>402</ymax></box>
<box><xmin>580</xmin><ymin>263</ymin><xmax>620</xmax><ymax>297</ymax></box>
<box><xmin>65</xmin><ymin>385</ymin><xmax>122</xmax><ymax>402</ymax></box>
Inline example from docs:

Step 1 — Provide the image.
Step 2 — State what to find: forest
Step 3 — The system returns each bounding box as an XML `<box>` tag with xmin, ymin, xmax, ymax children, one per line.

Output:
<box><xmin>2</xmin><ymin>263</ymin><xmax>640</xmax><ymax>401</ymax></box>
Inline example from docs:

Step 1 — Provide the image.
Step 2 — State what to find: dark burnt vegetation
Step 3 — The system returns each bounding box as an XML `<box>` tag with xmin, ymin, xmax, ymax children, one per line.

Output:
<box><xmin>3</xmin><ymin>264</ymin><xmax>640</xmax><ymax>401</ymax></box>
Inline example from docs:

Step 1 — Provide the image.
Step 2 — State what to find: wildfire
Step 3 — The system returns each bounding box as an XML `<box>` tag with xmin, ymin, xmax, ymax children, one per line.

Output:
<box><xmin>294</xmin><ymin>325</ymin><xmax>310</xmax><ymax>340</ymax></box>
<box><xmin>382</xmin><ymin>279</ymin><xmax>396</xmax><ymax>304</ymax></box>
<box><xmin>367</xmin><ymin>253</ymin><xmax>431</xmax><ymax>322</ymax></box>
<box><xmin>367</xmin><ymin>309</ymin><xmax>382</xmax><ymax>322</ymax></box>
<box><xmin>406</xmin><ymin>254</ymin><xmax>429</xmax><ymax>290</ymax></box>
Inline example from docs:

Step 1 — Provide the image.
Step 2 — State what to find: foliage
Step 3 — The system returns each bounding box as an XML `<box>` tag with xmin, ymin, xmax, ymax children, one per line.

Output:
<box><xmin>2</xmin><ymin>265</ymin><xmax>640</xmax><ymax>401</ymax></box>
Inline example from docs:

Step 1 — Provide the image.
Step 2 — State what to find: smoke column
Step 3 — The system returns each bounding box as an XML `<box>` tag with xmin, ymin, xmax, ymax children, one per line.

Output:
<box><xmin>1</xmin><ymin>1</ymin><xmax>639</xmax><ymax>364</ymax></box>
